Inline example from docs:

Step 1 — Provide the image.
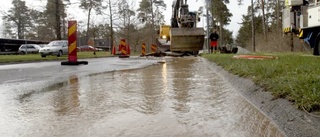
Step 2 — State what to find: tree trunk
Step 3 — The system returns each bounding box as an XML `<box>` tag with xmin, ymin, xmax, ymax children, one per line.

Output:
<box><xmin>127</xmin><ymin>14</ymin><xmax>130</xmax><ymax>51</ymax></box>
<box><xmin>210</xmin><ymin>5</ymin><xmax>216</xmax><ymax>28</ymax></box>
<box><xmin>150</xmin><ymin>0</ymin><xmax>155</xmax><ymax>46</ymax></box>
<box><xmin>251</xmin><ymin>0</ymin><xmax>255</xmax><ymax>52</ymax></box>
<box><xmin>17</xmin><ymin>24</ymin><xmax>22</xmax><ymax>39</ymax></box>
<box><xmin>123</xmin><ymin>9</ymin><xmax>126</xmax><ymax>40</ymax></box>
<box><xmin>261</xmin><ymin>0</ymin><xmax>267</xmax><ymax>40</ymax></box>
<box><xmin>291</xmin><ymin>30</ymin><xmax>294</xmax><ymax>52</ymax></box>
<box><xmin>86</xmin><ymin>7</ymin><xmax>92</xmax><ymax>43</ymax></box>
<box><xmin>206</xmin><ymin>6</ymin><xmax>210</xmax><ymax>53</ymax></box>
<box><xmin>55</xmin><ymin>0</ymin><xmax>61</xmax><ymax>40</ymax></box>
<box><xmin>62</xmin><ymin>14</ymin><xmax>66</xmax><ymax>39</ymax></box>
<box><xmin>276</xmin><ymin>0</ymin><xmax>280</xmax><ymax>33</ymax></box>
<box><xmin>109</xmin><ymin>0</ymin><xmax>114</xmax><ymax>53</ymax></box>
<box><xmin>219</xmin><ymin>21</ymin><xmax>224</xmax><ymax>47</ymax></box>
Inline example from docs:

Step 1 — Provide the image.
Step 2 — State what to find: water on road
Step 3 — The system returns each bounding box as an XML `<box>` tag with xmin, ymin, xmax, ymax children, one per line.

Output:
<box><xmin>0</xmin><ymin>57</ymin><xmax>285</xmax><ymax>137</ymax></box>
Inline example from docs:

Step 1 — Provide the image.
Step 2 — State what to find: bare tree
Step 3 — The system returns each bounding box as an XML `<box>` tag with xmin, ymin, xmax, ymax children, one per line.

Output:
<box><xmin>79</xmin><ymin>0</ymin><xmax>103</xmax><ymax>42</ymax></box>
<box><xmin>137</xmin><ymin>0</ymin><xmax>166</xmax><ymax>50</ymax></box>
<box><xmin>118</xmin><ymin>0</ymin><xmax>136</xmax><ymax>46</ymax></box>
<box><xmin>105</xmin><ymin>0</ymin><xmax>119</xmax><ymax>53</ymax></box>
<box><xmin>259</xmin><ymin>0</ymin><xmax>267</xmax><ymax>40</ymax></box>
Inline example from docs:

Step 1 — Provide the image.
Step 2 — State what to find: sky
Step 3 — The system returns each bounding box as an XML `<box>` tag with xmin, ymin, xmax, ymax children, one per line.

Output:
<box><xmin>0</xmin><ymin>0</ymin><xmax>250</xmax><ymax>38</ymax></box>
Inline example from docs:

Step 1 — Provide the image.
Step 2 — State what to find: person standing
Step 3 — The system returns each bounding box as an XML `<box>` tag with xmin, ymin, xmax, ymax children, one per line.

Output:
<box><xmin>209</xmin><ymin>29</ymin><xmax>219</xmax><ymax>53</ymax></box>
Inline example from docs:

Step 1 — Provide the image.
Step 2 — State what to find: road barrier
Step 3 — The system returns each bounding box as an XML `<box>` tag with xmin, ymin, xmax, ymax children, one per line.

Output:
<box><xmin>112</xmin><ymin>46</ymin><xmax>116</xmax><ymax>55</ymax></box>
<box><xmin>141</xmin><ymin>43</ymin><xmax>146</xmax><ymax>56</ymax></box>
<box><xmin>119</xmin><ymin>39</ymin><xmax>129</xmax><ymax>58</ymax></box>
<box><xmin>61</xmin><ymin>20</ymin><xmax>88</xmax><ymax>65</ymax></box>
<box><xmin>151</xmin><ymin>44</ymin><xmax>157</xmax><ymax>53</ymax></box>
<box><xmin>127</xmin><ymin>44</ymin><xmax>131</xmax><ymax>55</ymax></box>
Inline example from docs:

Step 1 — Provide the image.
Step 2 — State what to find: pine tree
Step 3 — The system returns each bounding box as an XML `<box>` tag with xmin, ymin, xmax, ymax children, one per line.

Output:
<box><xmin>45</xmin><ymin>0</ymin><xmax>67</xmax><ymax>40</ymax></box>
<box><xmin>79</xmin><ymin>0</ymin><xmax>103</xmax><ymax>42</ymax></box>
<box><xmin>2</xmin><ymin>0</ymin><xmax>32</xmax><ymax>39</ymax></box>
<box><xmin>210</xmin><ymin>0</ymin><xmax>232</xmax><ymax>46</ymax></box>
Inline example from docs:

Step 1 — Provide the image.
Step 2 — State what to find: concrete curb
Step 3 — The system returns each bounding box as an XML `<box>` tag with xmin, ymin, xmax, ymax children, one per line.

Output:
<box><xmin>202</xmin><ymin>57</ymin><xmax>320</xmax><ymax>137</ymax></box>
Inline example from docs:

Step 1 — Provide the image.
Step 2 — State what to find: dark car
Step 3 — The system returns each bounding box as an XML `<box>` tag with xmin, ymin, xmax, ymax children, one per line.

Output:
<box><xmin>77</xmin><ymin>45</ymin><xmax>101</xmax><ymax>52</ymax></box>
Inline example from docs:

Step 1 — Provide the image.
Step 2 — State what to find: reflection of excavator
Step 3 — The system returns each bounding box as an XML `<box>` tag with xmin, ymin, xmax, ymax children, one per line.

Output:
<box><xmin>157</xmin><ymin>0</ymin><xmax>204</xmax><ymax>56</ymax></box>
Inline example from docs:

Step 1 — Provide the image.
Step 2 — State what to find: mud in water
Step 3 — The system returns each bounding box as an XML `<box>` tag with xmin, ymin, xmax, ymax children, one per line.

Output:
<box><xmin>0</xmin><ymin>57</ymin><xmax>285</xmax><ymax>137</ymax></box>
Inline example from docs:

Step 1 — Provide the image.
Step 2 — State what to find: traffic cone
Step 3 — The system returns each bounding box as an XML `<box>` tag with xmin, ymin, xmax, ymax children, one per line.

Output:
<box><xmin>141</xmin><ymin>43</ymin><xmax>146</xmax><ymax>56</ymax></box>
<box><xmin>112</xmin><ymin>46</ymin><xmax>116</xmax><ymax>55</ymax></box>
<box><xmin>127</xmin><ymin>44</ymin><xmax>131</xmax><ymax>55</ymax></box>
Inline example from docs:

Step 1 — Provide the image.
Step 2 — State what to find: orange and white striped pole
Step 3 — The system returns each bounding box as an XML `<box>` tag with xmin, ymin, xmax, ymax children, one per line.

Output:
<box><xmin>141</xmin><ymin>43</ymin><xmax>146</xmax><ymax>56</ymax></box>
<box><xmin>61</xmin><ymin>20</ymin><xmax>88</xmax><ymax>65</ymax></box>
<box><xmin>119</xmin><ymin>39</ymin><xmax>129</xmax><ymax>58</ymax></box>
<box><xmin>68</xmin><ymin>21</ymin><xmax>77</xmax><ymax>62</ymax></box>
<box><xmin>151</xmin><ymin>44</ymin><xmax>157</xmax><ymax>53</ymax></box>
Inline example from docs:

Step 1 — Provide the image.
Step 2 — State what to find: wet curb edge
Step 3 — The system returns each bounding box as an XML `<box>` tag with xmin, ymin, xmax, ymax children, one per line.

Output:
<box><xmin>202</xmin><ymin>58</ymin><xmax>320</xmax><ymax>137</ymax></box>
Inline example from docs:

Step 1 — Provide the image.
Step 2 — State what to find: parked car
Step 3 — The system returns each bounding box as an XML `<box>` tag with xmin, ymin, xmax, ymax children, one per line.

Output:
<box><xmin>38</xmin><ymin>44</ymin><xmax>48</xmax><ymax>48</ymax></box>
<box><xmin>39</xmin><ymin>40</ymin><xmax>68</xmax><ymax>57</ymax></box>
<box><xmin>18</xmin><ymin>44</ymin><xmax>42</xmax><ymax>54</ymax></box>
<box><xmin>77</xmin><ymin>45</ymin><xmax>101</xmax><ymax>52</ymax></box>
<box><xmin>96</xmin><ymin>47</ymin><xmax>103</xmax><ymax>51</ymax></box>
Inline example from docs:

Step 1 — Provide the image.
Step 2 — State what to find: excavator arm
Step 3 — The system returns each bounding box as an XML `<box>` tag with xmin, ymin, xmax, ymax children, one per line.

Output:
<box><xmin>171</xmin><ymin>0</ymin><xmax>180</xmax><ymax>28</ymax></box>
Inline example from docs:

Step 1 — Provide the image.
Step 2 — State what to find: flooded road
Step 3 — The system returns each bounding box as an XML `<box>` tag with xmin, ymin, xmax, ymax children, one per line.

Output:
<box><xmin>0</xmin><ymin>57</ymin><xmax>285</xmax><ymax>137</ymax></box>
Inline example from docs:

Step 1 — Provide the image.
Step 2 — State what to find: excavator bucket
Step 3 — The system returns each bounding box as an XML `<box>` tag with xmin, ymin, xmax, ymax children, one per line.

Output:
<box><xmin>170</xmin><ymin>28</ymin><xmax>205</xmax><ymax>52</ymax></box>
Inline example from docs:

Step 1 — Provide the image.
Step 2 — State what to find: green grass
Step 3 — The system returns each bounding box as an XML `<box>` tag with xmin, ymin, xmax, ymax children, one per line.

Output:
<box><xmin>202</xmin><ymin>53</ymin><xmax>320</xmax><ymax>112</ymax></box>
<box><xmin>0</xmin><ymin>51</ymin><xmax>112</xmax><ymax>64</ymax></box>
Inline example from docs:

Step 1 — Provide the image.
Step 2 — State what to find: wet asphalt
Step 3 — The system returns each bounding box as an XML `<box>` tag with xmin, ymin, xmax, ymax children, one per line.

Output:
<box><xmin>0</xmin><ymin>57</ymin><xmax>285</xmax><ymax>137</ymax></box>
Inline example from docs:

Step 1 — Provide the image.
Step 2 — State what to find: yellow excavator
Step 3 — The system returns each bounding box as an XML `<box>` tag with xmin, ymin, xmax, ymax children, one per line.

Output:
<box><xmin>156</xmin><ymin>0</ymin><xmax>205</xmax><ymax>56</ymax></box>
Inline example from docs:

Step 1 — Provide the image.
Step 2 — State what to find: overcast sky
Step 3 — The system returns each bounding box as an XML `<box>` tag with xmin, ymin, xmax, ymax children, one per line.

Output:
<box><xmin>0</xmin><ymin>0</ymin><xmax>250</xmax><ymax>38</ymax></box>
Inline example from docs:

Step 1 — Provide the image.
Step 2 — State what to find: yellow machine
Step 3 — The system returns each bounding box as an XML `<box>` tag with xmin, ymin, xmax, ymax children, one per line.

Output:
<box><xmin>159</xmin><ymin>25</ymin><xmax>170</xmax><ymax>40</ymax></box>
<box><xmin>156</xmin><ymin>0</ymin><xmax>204</xmax><ymax>55</ymax></box>
<box><xmin>157</xmin><ymin>25</ymin><xmax>171</xmax><ymax>51</ymax></box>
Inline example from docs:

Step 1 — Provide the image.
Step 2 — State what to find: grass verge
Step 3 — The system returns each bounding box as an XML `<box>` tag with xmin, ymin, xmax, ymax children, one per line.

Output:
<box><xmin>202</xmin><ymin>53</ymin><xmax>320</xmax><ymax>112</ymax></box>
<box><xmin>0</xmin><ymin>51</ymin><xmax>112</xmax><ymax>64</ymax></box>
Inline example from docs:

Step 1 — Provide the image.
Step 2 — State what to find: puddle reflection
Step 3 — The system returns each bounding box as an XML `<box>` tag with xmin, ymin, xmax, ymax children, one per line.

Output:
<box><xmin>0</xmin><ymin>57</ymin><xmax>286</xmax><ymax>137</ymax></box>
<box><xmin>53</xmin><ymin>75</ymin><xmax>80</xmax><ymax>116</ymax></box>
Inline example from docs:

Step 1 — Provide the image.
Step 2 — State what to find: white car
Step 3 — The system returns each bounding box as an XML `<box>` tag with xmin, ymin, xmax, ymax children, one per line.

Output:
<box><xmin>18</xmin><ymin>44</ymin><xmax>42</xmax><ymax>54</ymax></box>
<box><xmin>39</xmin><ymin>40</ymin><xmax>68</xmax><ymax>57</ymax></box>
